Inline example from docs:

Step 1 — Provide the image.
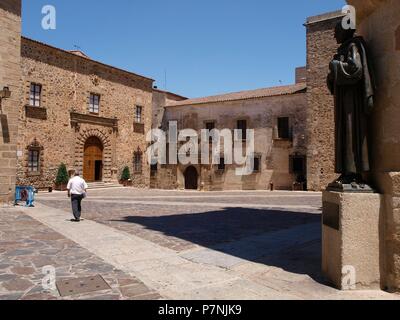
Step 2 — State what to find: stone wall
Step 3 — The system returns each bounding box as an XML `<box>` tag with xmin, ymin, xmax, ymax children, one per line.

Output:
<box><xmin>305</xmin><ymin>12</ymin><xmax>344</xmax><ymax>191</ymax></box>
<box><xmin>157</xmin><ymin>91</ymin><xmax>307</xmax><ymax>191</ymax></box>
<box><xmin>17</xmin><ymin>38</ymin><xmax>153</xmax><ymax>189</ymax></box>
<box><xmin>150</xmin><ymin>165</ymin><xmax>178</xmax><ymax>190</ymax></box>
<box><xmin>295</xmin><ymin>67</ymin><xmax>307</xmax><ymax>84</ymax></box>
<box><xmin>0</xmin><ymin>0</ymin><xmax>21</xmax><ymax>203</ymax></box>
<box><xmin>150</xmin><ymin>90</ymin><xmax>186</xmax><ymax>189</ymax></box>
<box><xmin>347</xmin><ymin>0</ymin><xmax>400</xmax><ymax>291</ymax></box>
<box><xmin>152</xmin><ymin>89</ymin><xmax>186</xmax><ymax>129</ymax></box>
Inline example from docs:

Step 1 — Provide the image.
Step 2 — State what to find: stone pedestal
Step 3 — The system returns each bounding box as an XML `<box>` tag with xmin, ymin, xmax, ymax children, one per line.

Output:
<box><xmin>322</xmin><ymin>191</ymin><xmax>382</xmax><ymax>290</ymax></box>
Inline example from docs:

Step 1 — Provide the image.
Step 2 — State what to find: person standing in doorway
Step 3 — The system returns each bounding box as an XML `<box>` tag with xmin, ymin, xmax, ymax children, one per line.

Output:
<box><xmin>67</xmin><ymin>169</ymin><xmax>88</xmax><ymax>222</ymax></box>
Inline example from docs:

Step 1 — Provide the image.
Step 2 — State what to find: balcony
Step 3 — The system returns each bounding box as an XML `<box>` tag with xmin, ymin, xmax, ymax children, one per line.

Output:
<box><xmin>133</xmin><ymin>122</ymin><xmax>145</xmax><ymax>134</ymax></box>
<box><xmin>25</xmin><ymin>105</ymin><xmax>47</xmax><ymax>120</ymax></box>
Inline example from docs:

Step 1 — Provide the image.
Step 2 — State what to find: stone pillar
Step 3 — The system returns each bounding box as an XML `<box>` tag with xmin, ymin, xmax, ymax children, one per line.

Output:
<box><xmin>304</xmin><ymin>12</ymin><xmax>343</xmax><ymax>191</ymax></box>
<box><xmin>346</xmin><ymin>0</ymin><xmax>400</xmax><ymax>291</ymax></box>
<box><xmin>0</xmin><ymin>1</ymin><xmax>22</xmax><ymax>204</ymax></box>
<box><xmin>322</xmin><ymin>191</ymin><xmax>382</xmax><ymax>289</ymax></box>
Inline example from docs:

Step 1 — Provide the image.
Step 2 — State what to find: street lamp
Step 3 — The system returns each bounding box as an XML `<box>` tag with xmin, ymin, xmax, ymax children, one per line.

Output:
<box><xmin>0</xmin><ymin>86</ymin><xmax>11</xmax><ymax>99</ymax></box>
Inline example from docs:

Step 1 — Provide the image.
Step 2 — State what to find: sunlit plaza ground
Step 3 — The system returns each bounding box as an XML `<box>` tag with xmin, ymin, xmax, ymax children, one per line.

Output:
<box><xmin>0</xmin><ymin>188</ymin><xmax>398</xmax><ymax>300</ymax></box>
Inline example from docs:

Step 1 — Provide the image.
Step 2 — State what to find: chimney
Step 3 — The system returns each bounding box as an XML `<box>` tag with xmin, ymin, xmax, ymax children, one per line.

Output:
<box><xmin>295</xmin><ymin>66</ymin><xmax>307</xmax><ymax>83</ymax></box>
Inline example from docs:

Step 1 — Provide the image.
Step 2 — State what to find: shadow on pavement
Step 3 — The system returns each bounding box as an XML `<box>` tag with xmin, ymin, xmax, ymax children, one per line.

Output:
<box><xmin>113</xmin><ymin>207</ymin><xmax>325</xmax><ymax>283</ymax></box>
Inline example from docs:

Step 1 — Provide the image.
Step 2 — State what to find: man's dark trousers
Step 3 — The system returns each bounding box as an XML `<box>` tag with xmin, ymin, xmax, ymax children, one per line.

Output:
<box><xmin>71</xmin><ymin>194</ymin><xmax>84</xmax><ymax>220</ymax></box>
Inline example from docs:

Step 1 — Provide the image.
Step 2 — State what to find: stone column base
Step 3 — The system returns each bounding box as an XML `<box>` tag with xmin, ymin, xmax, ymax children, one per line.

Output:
<box><xmin>322</xmin><ymin>191</ymin><xmax>382</xmax><ymax>290</ymax></box>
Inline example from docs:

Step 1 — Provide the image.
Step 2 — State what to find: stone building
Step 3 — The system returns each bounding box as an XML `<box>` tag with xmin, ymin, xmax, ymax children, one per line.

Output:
<box><xmin>304</xmin><ymin>2</ymin><xmax>400</xmax><ymax>291</ymax></box>
<box><xmin>151</xmin><ymin>68</ymin><xmax>307</xmax><ymax>191</ymax></box>
<box><xmin>152</xmin><ymin>88</ymin><xmax>187</xmax><ymax>129</ymax></box>
<box><xmin>304</xmin><ymin>11</ymin><xmax>345</xmax><ymax>191</ymax></box>
<box><xmin>0</xmin><ymin>1</ymin><xmax>355</xmax><ymax>196</ymax></box>
<box><xmin>0</xmin><ymin>0</ymin><xmax>22</xmax><ymax>204</ymax></box>
<box><xmin>17</xmin><ymin>37</ymin><xmax>154</xmax><ymax>189</ymax></box>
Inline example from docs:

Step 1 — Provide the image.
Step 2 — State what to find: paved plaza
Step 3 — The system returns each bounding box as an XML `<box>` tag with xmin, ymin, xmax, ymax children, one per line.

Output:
<box><xmin>0</xmin><ymin>188</ymin><xmax>398</xmax><ymax>300</ymax></box>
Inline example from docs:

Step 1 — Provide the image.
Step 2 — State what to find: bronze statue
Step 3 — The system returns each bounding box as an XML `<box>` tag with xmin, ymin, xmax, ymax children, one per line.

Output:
<box><xmin>327</xmin><ymin>23</ymin><xmax>376</xmax><ymax>192</ymax></box>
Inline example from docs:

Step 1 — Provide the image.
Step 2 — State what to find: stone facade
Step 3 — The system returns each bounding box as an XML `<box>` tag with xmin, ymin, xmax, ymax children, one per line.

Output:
<box><xmin>0</xmin><ymin>0</ymin><xmax>21</xmax><ymax>204</ymax></box>
<box><xmin>152</xmin><ymin>72</ymin><xmax>308</xmax><ymax>191</ymax></box>
<box><xmin>347</xmin><ymin>0</ymin><xmax>400</xmax><ymax>291</ymax></box>
<box><xmin>17</xmin><ymin>38</ymin><xmax>153</xmax><ymax>189</ymax></box>
<box><xmin>150</xmin><ymin>90</ymin><xmax>187</xmax><ymax>190</ymax></box>
<box><xmin>307</xmin><ymin>2</ymin><xmax>400</xmax><ymax>292</ymax></box>
<box><xmin>3</xmin><ymin>0</ymin><xmax>400</xmax><ymax>293</ymax></box>
<box><xmin>152</xmin><ymin>89</ymin><xmax>187</xmax><ymax>129</ymax></box>
<box><xmin>305</xmin><ymin>12</ymin><xmax>344</xmax><ymax>191</ymax></box>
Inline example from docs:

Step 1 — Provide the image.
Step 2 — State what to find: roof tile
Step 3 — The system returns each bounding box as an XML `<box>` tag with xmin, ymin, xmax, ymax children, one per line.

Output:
<box><xmin>166</xmin><ymin>83</ymin><xmax>307</xmax><ymax>107</ymax></box>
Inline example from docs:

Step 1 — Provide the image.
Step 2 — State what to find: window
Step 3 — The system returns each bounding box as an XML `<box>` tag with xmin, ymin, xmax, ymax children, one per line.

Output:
<box><xmin>29</xmin><ymin>83</ymin><xmax>42</xmax><ymax>107</ymax></box>
<box><xmin>237</xmin><ymin>120</ymin><xmax>247</xmax><ymax>140</ymax></box>
<box><xmin>89</xmin><ymin>94</ymin><xmax>100</xmax><ymax>113</ymax></box>
<box><xmin>278</xmin><ymin>117</ymin><xmax>290</xmax><ymax>139</ymax></box>
<box><xmin>205</xmin><ymin>121</ymin><xmax>215</xmax><ymax>142</ymax></box>
<box><xmin>253</xmin><ymin>156</ymin><xmax>261</xmax><ymax>173</ymax></box>
<box><xmin>150</xmin><ymin>163</ymin><xmax>157</xmax><ymax>177</ymax></box>
<box><xmin>28</xmin><ymin>149</ymin><xmax>40</xmax><ymax>172</ymax></box>
<box><xmin>134</xmin><ymin>150</ymin><xmax>143</xmax><ymax>173</ymax></box>
<box><xmin>135</xmin><ymin>106</ymin><xmax>143</xmax><ymax>123</ymax></box>
<box><xmin>205</xmin><ymin>121</ymin><xmax>215</xmax><ymax>131</ymax></box>
<box><xmin>218</xmin><ymin>158</ymin><xmax>225</xmax><ymax>171</ymax></box>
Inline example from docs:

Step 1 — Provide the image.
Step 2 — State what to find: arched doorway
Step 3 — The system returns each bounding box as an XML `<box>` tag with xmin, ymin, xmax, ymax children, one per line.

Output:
<box><xmin>184</xmin><ymin>166</ymin><xmax>198</xmax><ymax>190</ymax></box>
<box><xmin>83</xmin><ymin>136</ymin><xmax>104</xmax><ymax>182</ymax></box>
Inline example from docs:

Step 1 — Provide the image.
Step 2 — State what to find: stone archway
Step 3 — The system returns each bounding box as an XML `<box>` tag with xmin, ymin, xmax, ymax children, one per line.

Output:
<box><xmin>75</xmin><ymin>128</ymin><xmax>112</xmax><ymax>182</ymax></box>
<box><xmin>184</xmin><ymin>166</ymin><xmax>199</xmax><ymax>190</ymax></box>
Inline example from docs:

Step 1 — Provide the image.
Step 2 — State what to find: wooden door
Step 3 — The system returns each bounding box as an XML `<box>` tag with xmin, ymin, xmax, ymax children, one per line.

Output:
<box><xmin>184</xmin><ymin>166</ymin><xmax>198</xmax><ymax>190</ymax></box>
<box><xmin>83</xmin><ymin>137</ymin><xmax>103</xmax><ymax>182</ymax></box>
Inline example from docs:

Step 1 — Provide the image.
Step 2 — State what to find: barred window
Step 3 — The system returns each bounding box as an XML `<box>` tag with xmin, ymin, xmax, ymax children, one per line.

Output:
<box><xmin>135</xmin><ymin>106</ymin><xmax>143</xmax><ymax>123</ymax></box>
<box><xmin>89</xmin><ymin>94</ymin><xmax>100</xmax><ymax>113</ymax></box>
<box><xmin>30</xmin><ymin>83</ymin><xmax>42</xmax><ymax>107</ymax></box>
<box><xmin>253</xmin><ymin>155</ymin><xmax>261</xmax><ymax>173</ymax></box>
<box><xmin>134</xmin><ymin>150</ymin><xmax>143</xmax><ymax>173</ymax></box>
<box><xmin>218</xmin><ymin>158</ymin><xmax>225</xmax><ymax>171</ymax></box>
<box><xmin>205</xmin><ymin>121</ymin><xmax>215</xmax><ymax>142</ymax></box>
<box><xmin>28</xmin><ymin>150</ymin><xmax>40</xmax><ymax>172</ymax></box>
<box><xmin>150</xmin><ymin>163</ymin><xmax>158</xmax><ymax>177</ymax></box>
<box><xmin>237</xmin><ymin>120</ymin><xmax>247</xmax><ymax>140</ymax></box>
<box><xmin>278</xmin><ymin>117</ymin><xmax>290</xmax><ymax>139</ymax></box>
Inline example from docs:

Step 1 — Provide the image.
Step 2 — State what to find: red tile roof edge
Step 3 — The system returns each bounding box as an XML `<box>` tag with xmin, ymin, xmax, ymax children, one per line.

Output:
<box><xmin>166</xmin><ymin>83</ymin><xmax>307</xmax><ymax>107</ymax></box>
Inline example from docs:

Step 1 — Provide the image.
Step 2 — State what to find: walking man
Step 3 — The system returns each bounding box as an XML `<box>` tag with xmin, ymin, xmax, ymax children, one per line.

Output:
<box><xmin>67</xmin><ymin>169</ymin><xmax>88</xmax><ymax>222</ymax></box>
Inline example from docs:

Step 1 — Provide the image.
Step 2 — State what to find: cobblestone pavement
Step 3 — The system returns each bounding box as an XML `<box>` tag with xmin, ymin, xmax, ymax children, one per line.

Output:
<box><xmin>2</xmin><ymin>188</ymin><xmax>398</xmax><ymax>300</ymax></box>
<box><xmin>0</xmin><ymin>208</ymin><xmax>160</xmax><ymax>300</ymax></box>
<box><xmin>40</xmin><ymin>190</ymin><xmax>322</xmax><ymax>252</ymax></box>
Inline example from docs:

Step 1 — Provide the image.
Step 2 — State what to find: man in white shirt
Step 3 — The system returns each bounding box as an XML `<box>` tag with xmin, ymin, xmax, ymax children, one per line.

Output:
<box><xmin>67</xmin><ymin>170</ymin><xmax>88</xmax><ymax>222</ymax></box>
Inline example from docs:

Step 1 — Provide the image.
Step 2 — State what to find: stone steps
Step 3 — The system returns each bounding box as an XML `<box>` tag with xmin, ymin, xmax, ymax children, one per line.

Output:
<box><xmin>87</xmin><ymin>182</ymin><xmax>122</xmax><ymax>190</ymax></box>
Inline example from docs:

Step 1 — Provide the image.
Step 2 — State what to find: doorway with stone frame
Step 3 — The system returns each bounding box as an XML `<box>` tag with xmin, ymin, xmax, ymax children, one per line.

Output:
<box><xmin>184</xmin><ymin>166</ymin><xmax>199</xmax><ymax>190</ymax></box>
<box><xmin>83</xmin><ymin>136</ymin><xmax>104</xmax><ymax>182</ymax></box>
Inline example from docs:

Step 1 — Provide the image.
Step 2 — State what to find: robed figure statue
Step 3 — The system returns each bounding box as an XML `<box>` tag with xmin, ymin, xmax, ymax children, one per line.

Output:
<box><xmin>327</xmin><ymin>23</ymin><xmax>376</xmax><ymax>192</ymax></box>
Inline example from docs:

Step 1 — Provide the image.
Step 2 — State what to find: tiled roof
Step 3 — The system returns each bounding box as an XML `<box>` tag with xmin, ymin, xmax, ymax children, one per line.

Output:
<box><xmin>153</xmin><ymin>88</ymin><xmax>187</xmax><ymax>101</ymax></box>
<box><xmin>166</xmin><ymin>83</ymin><xmax>307</xmax><ymax>107</ymax></box>
<box><xmin>305</xmin><ymin>10</ymin><xmax>344</xmax><ymax>25</ymax></box>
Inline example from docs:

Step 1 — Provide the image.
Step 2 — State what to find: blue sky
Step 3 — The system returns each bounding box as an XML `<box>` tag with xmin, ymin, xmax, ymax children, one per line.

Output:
<box><xmin>22</xmin><ymin>0</ymin><xmax>345</xmax><ymax>98</ymax></box>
